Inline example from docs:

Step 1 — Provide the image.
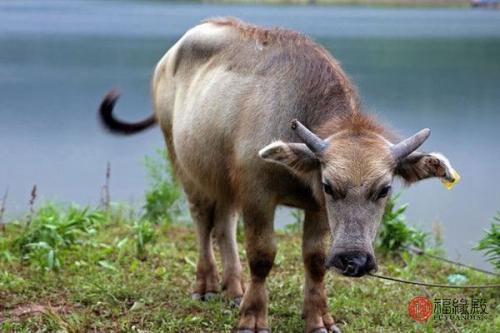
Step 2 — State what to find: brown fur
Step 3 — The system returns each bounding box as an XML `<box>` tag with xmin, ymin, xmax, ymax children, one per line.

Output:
<box><xmin>302</xmin><ymin>210</ymin><xmax>333</xmax><ymax>332</ymax></box>
<box><xmin>304</xmin><ymin>252</ymin><xmax>327</xmax><ymax>283</ymax></box>
<box><xmin>317</xmin><ymin>112</ymin><xmax>391</xmax><ymax>139</ymax></box>
<box><xmin>206</xmin><ymin>17</ymin><xmax>360</xmax><ymax>123</ymax></box>
<box><xmin>98</xmin><ymin>18</ymin><xmax>457</xmax><ymax>333</ymax></box>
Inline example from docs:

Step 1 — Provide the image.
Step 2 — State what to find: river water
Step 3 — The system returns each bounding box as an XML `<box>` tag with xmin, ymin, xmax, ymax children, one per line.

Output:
<box><xmin>1</xmin><ymin>0</ymin><xmax>500</xmax><ymax>268</ymax></box>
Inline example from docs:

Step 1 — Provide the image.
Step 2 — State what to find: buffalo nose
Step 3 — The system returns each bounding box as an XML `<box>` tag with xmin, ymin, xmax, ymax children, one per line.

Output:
<box><xmin>327</xmin><ymin>251</ymin><xmax>376</xmax><ymax>277</ymax></box>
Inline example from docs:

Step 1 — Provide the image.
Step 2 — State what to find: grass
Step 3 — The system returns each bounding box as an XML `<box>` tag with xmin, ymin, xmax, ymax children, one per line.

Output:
<box><xmin>474</xmin><ymin>213</ymin><xmax>500</xmax><ymax>271</ymax></box>
<box><xmin>1</xmin><ymin>209</ymin><xmax>499</xmax><ymax>332</ymax></box>
<box><xmin>143</xmin><ymin>148</ymin><xmax>183</xmax><ymax>224</ymax></box>
<box><xmin>13</xmin><ymin>204</ymin><xmax>106</xmax><ymax>271</ymax></box>
<box><xmin>0</xmin><ymin>151</ymin><xmax>498</xmax><ymax>332</ymax></box>
<box><xmin>377</xmin><ymin>193</ymin><xmax>428</xmax><ymax>254</ymax></box>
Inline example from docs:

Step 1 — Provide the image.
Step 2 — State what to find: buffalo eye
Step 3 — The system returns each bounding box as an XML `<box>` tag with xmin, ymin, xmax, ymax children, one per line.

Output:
<box><xmin>323</xmin><ymin>182</ymin><xmax>334</xmax><ymax>195</ymax></box>
<box><xmin>322</xmin><ymin>182</ymin><xmax>345</xmax><ymax>200</ymax></box>
<box><xmin>377</xmin><ymin>185</ymin><xmax>392</xmax><ymax>200</ymax></box>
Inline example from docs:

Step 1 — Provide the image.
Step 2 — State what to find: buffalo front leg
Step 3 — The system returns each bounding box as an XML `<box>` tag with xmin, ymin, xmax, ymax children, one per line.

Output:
<box><xmin>187</xmin><ymin>192</ymin><xmax>219</xmax><ymax>301</ymax></box>
<box><xmin>303</xmin><ymin>210</ymin><xmax>341</xmax><ymax>333</ymax></box>
<box><xmin>237</xmin><ymin>203</ymin><xmax>277</xmax><ymax>333</ymax></box>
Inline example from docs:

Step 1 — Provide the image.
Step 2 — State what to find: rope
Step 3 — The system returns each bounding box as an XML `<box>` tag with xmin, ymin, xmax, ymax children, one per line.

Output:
<box><xmin>405</xmin><ymin>245</ymin><xmax>500</xmax><ymax>277</ymax></box>
<box><xmin>376</xmin><ymin>247</ymin><xmax>500</xmax><ymax>332</ymax></box>
<box><xmin>368</xmin><ymin>273</ymin><xmax>500</xmax><ymax>289</ymax></box>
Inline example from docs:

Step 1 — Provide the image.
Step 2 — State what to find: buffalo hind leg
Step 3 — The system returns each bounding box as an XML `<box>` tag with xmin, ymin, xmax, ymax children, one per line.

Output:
<box><xmin>237</xmin><ymin>203</ymin><xmax>277</xmax><ymax>333</ymax></box>
<box><xmin>213</xmin><ymin>203</ymin><xmax>245</xmax><ymax>304</ymax></box>
<box><xmin>303</xmin><ymin>210</ymin><xmax>341</xmax><ymax>333</ymax></box>
<box><xmin>187</xmin><ymin>191</ymin><xmax>219</xmax><ymax>301</ymax></box>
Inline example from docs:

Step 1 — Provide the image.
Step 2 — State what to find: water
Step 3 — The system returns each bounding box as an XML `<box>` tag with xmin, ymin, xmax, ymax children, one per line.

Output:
<box><xmin>1</xmin><ymin>1</ymin><xmax>500</xmax><ymax>268</ymax></box>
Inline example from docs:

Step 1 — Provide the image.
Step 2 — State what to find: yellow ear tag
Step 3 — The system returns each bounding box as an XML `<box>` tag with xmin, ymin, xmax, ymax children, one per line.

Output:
<box><xmin>441</xmin><ymin>169</ymin><xmax>460</xmax><ymax>190</ymax></box>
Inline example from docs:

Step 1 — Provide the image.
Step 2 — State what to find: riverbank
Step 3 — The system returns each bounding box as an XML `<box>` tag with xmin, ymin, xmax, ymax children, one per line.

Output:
<box><xmin>204</xmin><ymin>0</ymin><xmax>471</xmax><ymax>8</ymax></box>
<box><xmin>1</xmin><ymin>217</ymin><xmax>498</xmax><ymax>332</ymax></box>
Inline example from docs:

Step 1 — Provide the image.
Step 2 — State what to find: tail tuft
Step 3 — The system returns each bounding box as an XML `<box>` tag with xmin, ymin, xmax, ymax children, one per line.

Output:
<box><xmin>98</xmin><ymin>90</ymin><xmax>156</xmax><ymax>135</ymax></box>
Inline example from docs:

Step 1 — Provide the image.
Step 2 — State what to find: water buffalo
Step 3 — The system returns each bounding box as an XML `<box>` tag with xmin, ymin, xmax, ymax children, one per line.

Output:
<box><xmin>99</xmin><ymin>17</ymin><xmax>457</xmax><ymax>333</ymax></box>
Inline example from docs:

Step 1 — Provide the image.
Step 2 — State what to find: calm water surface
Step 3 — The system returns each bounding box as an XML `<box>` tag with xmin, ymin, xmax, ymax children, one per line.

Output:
<box><xmin>1</xmin><ymin>1</ymin><xmax>500</xmax><ymax>268</ymax></box>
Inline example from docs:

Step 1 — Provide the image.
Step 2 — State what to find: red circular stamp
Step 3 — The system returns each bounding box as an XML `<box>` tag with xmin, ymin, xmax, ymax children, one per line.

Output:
<box><xmin>408</xmin><ymin>296</ymin><xmax>433</xmax><ymax>321</ymax></box>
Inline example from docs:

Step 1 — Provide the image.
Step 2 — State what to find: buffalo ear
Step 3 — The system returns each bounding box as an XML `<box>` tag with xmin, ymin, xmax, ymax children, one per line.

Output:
<box><xmin>395</xmin><ymin>152</ymin><xmax>457</xmax><ymax>185</ymax></box>
<box><xmin>259</xmin><ymin>141</ymin><xmax>320</xmax><ymax>173</ymax></box>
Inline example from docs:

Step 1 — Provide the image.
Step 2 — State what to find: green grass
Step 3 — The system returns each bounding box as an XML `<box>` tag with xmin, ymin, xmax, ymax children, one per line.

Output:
<box><xmin>143</xmin><ymin>148</ymin><xmax>183</xmax><ymax>224</ymax></box>
<box><xmin>474</xmin><ymin>213</ymin><xmax>500</xmax><ymax>271</ymax></box>
<box><xmin>1</xmin><ymin>212</ymin><xmax>499</xmax><ymax>332</ymax></box>
<box><xmin>377</xmin><ymin>194</ymin><xmax>428</xmax><ymax>254</ymax></box>
<box><xmin>0</xmin><ymin>152</ymin><xmax>498</xmax><ymax>332</ymax></box>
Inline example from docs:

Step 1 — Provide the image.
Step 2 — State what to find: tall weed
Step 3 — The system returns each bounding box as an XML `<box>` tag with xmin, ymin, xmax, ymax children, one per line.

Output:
<box><xmin>474</xmin><ymin>212</ymin><xmax>500</xmax><ymax>271</ymax></box>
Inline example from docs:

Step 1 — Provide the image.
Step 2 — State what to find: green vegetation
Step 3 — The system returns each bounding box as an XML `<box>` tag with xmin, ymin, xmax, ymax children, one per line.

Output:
<box><xmin>474</xmin><ymin>213</ymin><xmax>500</xmax><ymax>271</ymax></box>
<box><xmin>377</xmin><ymin>194</ymin><xmax>428</xmax><ymax>254</ymax></box>
<box><xmin>143</xmin><ymin>148</ymin><xmax>182</xmax><ymax>224</ymax></box>
<box><xmin>0</xmin><ymin>152</ymin><xmax>498</xmax><ymax>332</ymax></box>
<box><xmin>133</xmin><ymin>219</ymin><xmax>156</xmax><ymax>261</ymax></box>
<box><xmin>1</xmin><ymin>212</ymin><xmax>499</xmax><ymax>332</ymax></box>
<box><xmin>13</xmin><ymin>205</ymin><xmax>106</xmax><ymax>272</ymax></box>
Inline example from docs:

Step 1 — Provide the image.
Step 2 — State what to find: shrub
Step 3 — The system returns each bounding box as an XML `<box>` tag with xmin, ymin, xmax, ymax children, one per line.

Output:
<box><xmin>143</xmin><ymin>148</ymin><xmax>182</xmax><ymax>224</ymax></box>
<box><xmin>134</xmin><ymin>219</ymin><xmax>156</xmax><ymax>261</ymax></box>
<box><xmin>376</xmin><ymin>194</ymin><xmax>428</xmax><ymax>254</ymax></box>
<box><xmin>284</xmin><ymin>209</ymin><xmax>304</xmax><ymax>233</ymax></box>
<box><xmin>473</xmin><ymin>213</ymin><xmax>500</xmax><ymax>271</ymax></box>
<box><xmin>0</xmin><ymin>236</ymin><xmax>15</xmax><ymax>263</ymax></box>
<box><xmin>14</xmin><ymin>204</ymin><xmax>105</xmax><ymax>271</ymax></box>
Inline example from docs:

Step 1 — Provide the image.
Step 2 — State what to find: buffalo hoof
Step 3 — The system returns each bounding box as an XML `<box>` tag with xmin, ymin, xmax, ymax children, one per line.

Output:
<box><xmin>329</xmin><ymin>325</ymin><xmax>342</xmax><ymax>333</ymax></box>
<box><xmin>311</xmin><ymin>329</ymin><xmax>328</xmax><ymax>333</ymax></box>
<box><xmin>236</xmin><ymin>328</ymin><xmax>270</xmax><ymax>333</ymax></box>
<box><xmin>191</xmin><ymin>292</ymin><xmax>203</xmax><ymax>301</ymax></box>
<box><xmin>191</xmin><ymin>292</ymin><xmax>217</xmax><ymax>301</ymax></box>
<box><xmin>204</xmin><ymin>292</ymin><xmax>217</xmax><ymax>300</ymax></box>
<box><xmin>232</xmin><ymin>296</ymin><xmax>242</xmax><ymax>307</ymax></box>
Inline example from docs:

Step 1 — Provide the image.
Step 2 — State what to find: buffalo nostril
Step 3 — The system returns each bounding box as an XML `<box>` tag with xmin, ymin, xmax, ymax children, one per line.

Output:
<box><xmin>344</xmin><ymin>261</ymin><xmax>357</xmax><ymax>275</ymax></box>
<box><xmin>333</xmin><ymin>251</ymin><xmax>371</xmax><ymax>277</ymax></box>
<box><xmin>327</xmin><ymin>251</ymin><xmax>376</xmax><ymax>277</ymax></box>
